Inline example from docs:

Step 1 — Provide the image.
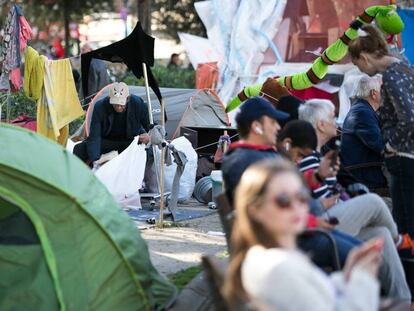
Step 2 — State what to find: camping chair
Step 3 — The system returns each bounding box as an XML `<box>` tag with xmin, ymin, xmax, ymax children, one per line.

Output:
<box><xmin>202</xmin><ymin>255</ymin><xmax>255</xmax><ymax>311</ymax></box>
<box><xmin>344</xmin><ymin>162</ymin><xmax>390</xmax><ymax>197</ymax></box>
<box><xmin>215</xmin><ymin>193</ymin><xmax>341</xmax><ymax>271</ymax></box>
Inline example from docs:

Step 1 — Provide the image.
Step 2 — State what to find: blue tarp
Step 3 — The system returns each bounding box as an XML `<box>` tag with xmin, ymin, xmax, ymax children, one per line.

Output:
<box><xmin>398</xmin><ymin>8</ymin><xmax>414</xmax><ymax>64</ymax></box>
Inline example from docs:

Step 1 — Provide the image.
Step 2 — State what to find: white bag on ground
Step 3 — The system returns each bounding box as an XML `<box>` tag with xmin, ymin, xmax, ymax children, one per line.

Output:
<box><xmin>163</xmin><ymin>136</ymin><xmax>198</xmax><ymax>202</ymax></box>
<box><xmin>95</xmin><ymin>138</ymin><xmax>146</xmax><ymax>208</ymax></box>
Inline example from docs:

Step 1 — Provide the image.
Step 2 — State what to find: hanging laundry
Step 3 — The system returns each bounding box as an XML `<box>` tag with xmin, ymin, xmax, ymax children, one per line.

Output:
<box><xmin>81</xmin><ymin>22</ymin><xmax>161</xmax><ymax>101</ymax></box>
<box><xmin>37</xmin><ymin>58</ymin><xmax>84</xmax><ymax>146</ymax></box>
<box><xmin>24</xmin><ymin>47</ymin><xmax>46</xmax><ymax>101</ymax></box>
<box><xmin>0</xmin><ymin>4</ymin><xmax>32</xmax><ymax>92</ymax></box>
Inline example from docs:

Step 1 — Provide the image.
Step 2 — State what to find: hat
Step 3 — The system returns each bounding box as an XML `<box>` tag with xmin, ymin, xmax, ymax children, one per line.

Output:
<box><xmin>109</xmin><ymin>82</ymin><xmax>130</xmax><ymax>105</ymax></box>
<box><xmin>235</xmin><ymin>96</ymin><xmax>290</xmax><ymax>125</ymax></box>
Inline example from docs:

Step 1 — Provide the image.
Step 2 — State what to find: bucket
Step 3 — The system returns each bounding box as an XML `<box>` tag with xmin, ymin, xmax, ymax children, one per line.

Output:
<box><xmin>210</xmin><ymin>170</ymin><xmax>223</xmax><ymax>203</ymax></box>
<box><xmin>194</xmin><ymin>176</ymin><xmax>212</xmax><ymax>204</ymax></box>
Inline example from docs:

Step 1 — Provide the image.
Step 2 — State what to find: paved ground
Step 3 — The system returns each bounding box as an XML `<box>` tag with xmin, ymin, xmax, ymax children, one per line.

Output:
<box><xmin>139</xmin><ymin>206</ymin><xmax>227</xmax><ymax>275</ymax></box>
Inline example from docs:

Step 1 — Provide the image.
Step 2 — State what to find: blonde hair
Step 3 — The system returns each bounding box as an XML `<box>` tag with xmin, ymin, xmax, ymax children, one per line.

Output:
<box><xmin>223</xmin><ymin>158</ymin><xmax>304</xmax><ymax>308</ymax></box>
<box><xmin>348</xmin><ymin>24</ymin><xmax>390</xmax><ymax>60</ymax></box>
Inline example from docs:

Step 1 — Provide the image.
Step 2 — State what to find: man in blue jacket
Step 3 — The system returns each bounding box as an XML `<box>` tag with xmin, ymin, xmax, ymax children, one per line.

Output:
<box><xmin>74</xmin><ymin>82</ymin><xmax>150</xmax><ymax>164</ymax></box>
<box><xmin>340</xmin><ymin>75</ymin><xmax>388</xmax><ymax>193</ymax></box>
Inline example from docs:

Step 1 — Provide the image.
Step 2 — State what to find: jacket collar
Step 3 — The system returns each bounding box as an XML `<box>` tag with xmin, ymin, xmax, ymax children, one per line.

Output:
<box><xmin>228</xmin><ymin>141</ymin><xmax>277</xmax><ymax>152</ymax></box>
<box><xmin>353</xmin><ymin>98</ymin><xmax>376</xmax><ymax>113</ymax></box>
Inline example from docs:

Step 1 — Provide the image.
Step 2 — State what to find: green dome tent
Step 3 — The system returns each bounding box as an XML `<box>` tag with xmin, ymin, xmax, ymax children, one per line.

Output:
<box><xmin>0</xmin><ymin>124</ymin><xmax>177</xmax><ymax>310</ymax></box>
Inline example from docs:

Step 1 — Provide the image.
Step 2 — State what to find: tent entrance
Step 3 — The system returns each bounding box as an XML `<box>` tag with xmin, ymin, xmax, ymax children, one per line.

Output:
<box><xmin>0</xmin><ymin>191</ymin><xmax>60</xmax><ymax>309</ymax></box>
<box><xmin>0</xmin><ymin>194</ymin><xmax>39</xmax><ymax>245</ymax></box>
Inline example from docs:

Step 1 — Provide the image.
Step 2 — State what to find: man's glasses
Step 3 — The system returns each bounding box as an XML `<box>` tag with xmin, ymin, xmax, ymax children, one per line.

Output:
<box><xmin>273</xmin><ymin>188</ymin><xmax>310</xmax><ymax>209</ymax></box>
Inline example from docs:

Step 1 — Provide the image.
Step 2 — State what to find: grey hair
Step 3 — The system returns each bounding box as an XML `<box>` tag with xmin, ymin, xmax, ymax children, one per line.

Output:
<box><xmin>298</xmin><ymin>99</ymin><xmax>335</xmax><ymax>128</ymax></box>
<box><xmin>352</xmin><ymin>75</ymin><xmax>382</xmax><ymax>99</ymax></box>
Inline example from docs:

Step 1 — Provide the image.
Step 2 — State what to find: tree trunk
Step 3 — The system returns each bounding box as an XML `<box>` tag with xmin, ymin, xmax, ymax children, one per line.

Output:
<box><xmin>137</xmin><ymin>0</ymin><xmax>152</xmax><ymax>34</ymax></box>
<box><xmin>63</xmin><ymin>0</ymin><xmax>70</xmax><ymax>57</ymax></box>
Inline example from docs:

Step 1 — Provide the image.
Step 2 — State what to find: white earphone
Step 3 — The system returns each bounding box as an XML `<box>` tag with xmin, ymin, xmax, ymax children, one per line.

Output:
<box><xmin>285</xmin><ymin>142</ymin><xmax>290</xmax><ymax>151</ymax></box>
<box><xmin>255</xmin><ymin>126</ymin><xmax>263</xmax><ymax>135</ymax></box>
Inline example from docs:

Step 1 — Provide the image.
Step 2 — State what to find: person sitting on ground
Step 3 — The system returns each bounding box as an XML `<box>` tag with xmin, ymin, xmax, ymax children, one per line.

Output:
<box><xmin>224</xmin><ymin>158</ymin><xmax>382</xmax><ymax>311</ymax></box>
<box><xmin>278</xmin><ymin>119</ymin><xmax>412</xmax><ymax>304</ymax></box>
<box><xmin>341</xmin><ymin>75</ymin><xmax>388</xmax><ymax>194</ymax></box>
<box><xmin>73</xmin><ymin>82</ymin><xmax>150</xmax><ymax>165</ymax></box>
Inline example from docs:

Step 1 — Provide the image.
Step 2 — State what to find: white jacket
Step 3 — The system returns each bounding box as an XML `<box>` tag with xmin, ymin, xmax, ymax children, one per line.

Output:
<box><xmin>242</xmin><ymin>246</ymin><xmax>379</xmax><ymax>311</ymax></box>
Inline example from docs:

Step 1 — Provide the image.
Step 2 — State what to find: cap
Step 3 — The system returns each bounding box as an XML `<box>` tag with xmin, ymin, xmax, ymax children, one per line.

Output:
<box><xmin>109</xmin><ymin>82</ymin><xmax>130</xmax><ymax>105</ymax></box>
<box><xmin>235</xmin><ymin>96</ymin><xmax>290</xmax><ymax>125</ymax></box>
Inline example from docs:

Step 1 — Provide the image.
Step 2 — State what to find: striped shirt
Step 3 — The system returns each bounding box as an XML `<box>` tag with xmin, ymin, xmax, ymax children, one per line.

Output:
<box><xmin>298</xmin><ymin>151</ymin><xmax>337</xmax><ymax>199</ymax></box>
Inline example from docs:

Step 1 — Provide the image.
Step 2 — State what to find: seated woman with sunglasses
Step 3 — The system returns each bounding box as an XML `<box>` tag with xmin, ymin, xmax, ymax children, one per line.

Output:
<box><xmin>224</xmin><ymin>158</ymin><xmax>382</xmax><ymax>311</ymax></box>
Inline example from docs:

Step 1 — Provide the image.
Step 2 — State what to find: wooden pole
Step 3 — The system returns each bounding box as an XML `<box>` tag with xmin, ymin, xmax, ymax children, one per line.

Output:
<box><xmin>142</xmin><ymin>63</ymin><xmax>154</xmax><ymax>124</ymax></box>
<box><xmin>159</xmin><ymin>98</ymin><xmax>166</xmax><ymax>227</ymax></box>
<box><xmin>222</xmin><ymin>130</ymin><xmax>229</xmax><ymax>192</ymax></box>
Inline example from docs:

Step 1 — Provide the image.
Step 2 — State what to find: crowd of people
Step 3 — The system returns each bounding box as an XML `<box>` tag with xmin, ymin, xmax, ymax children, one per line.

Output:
<box><xmin>221</xmin><ymin>24</ymin><xmax>414</xmax><ymax>310</ymax></box>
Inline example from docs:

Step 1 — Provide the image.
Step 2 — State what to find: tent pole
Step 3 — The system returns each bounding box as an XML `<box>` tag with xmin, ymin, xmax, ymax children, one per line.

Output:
<box><xmin>159</xmin><ymin>98</ymin><xmax>166</xmax><ymax>227</ymax></box>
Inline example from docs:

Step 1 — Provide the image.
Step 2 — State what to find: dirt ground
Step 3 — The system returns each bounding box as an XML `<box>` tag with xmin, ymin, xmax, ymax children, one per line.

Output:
<box><xmin>140</xmin><ymin>212</ymin><xmax>227</xmax><ymax>275</ymax></box>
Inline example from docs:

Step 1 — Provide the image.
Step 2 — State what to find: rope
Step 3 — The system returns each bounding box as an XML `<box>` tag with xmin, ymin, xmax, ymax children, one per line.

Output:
<box><xmin>194</xmin><ymin>133</ymin><xmax>239</xmax><ymax>151</ymax></box>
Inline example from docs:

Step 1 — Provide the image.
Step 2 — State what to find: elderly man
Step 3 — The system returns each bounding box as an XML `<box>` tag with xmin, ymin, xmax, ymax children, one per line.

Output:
<box><xmin>341</xmin><ymin>75</ymin><xmax>388</xmax><ymax>193</ymax></box>
<box><xmin>73</xmin><ymin>82</ymin><xmax>150</xmax><ymax>165</ymax></box>
<box><xmin>298</xmin><ymin>99</ymin><xmax>413</xmax><ymax>304</ymax></box>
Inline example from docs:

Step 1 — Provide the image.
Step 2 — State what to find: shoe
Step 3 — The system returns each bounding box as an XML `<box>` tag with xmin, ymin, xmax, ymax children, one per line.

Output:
<box><xmin>398</xmin><ymin>233</ymin><xmax>414</xmax><ymax>254</ymax></box>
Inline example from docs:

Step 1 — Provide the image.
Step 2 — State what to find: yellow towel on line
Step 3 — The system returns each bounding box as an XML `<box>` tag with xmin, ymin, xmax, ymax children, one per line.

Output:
<box><xmin>37</xmin><ymin>58</ymin><xmax>84</xmax><ymax>146</ymax></box>
<box><xmin>23</xmin><ymin>47</ymin><xmax>45</xmax><ymax>101</ymax></box>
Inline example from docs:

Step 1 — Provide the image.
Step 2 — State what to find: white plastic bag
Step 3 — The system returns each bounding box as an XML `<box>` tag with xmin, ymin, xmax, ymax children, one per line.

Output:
<box><xmin>95</xmin><ymin>138</ymin><xmax>147</xmax><ymax>206</ymax></box>
<box><xmin>163</xmin><ymin>136</ymin><xmax>198</xmax><ymax>202</ymax></box>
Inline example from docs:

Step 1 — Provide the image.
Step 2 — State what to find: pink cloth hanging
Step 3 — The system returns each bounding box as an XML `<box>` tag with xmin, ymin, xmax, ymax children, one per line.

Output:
<box><xmin>19</xmin><ymin>16</ymin><xmax>32</xmax><ymax>52</ymax></box>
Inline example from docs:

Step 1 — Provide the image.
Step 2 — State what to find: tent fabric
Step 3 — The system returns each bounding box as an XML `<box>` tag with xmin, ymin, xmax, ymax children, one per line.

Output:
<box><xmin>398</xmin><ymin>8</ymin><xmax>414</xmax><ymax>64</ymax></box>
<box><xmin>196</xmin><ymin>63</ymin><xmax>218</xmax><ymax>89</ymax></box>
<box><xmin>172</xmin><ymin>89</ymin><xmax>230</xmax><ymax>138</ymax></box>
<box><xmin>0</xmin><ymin>124</ymin><xmax>177</xmax><ymax>311</ymax></box>
<box><xmin>80</xmin><ymin>86</ymin><xmax>228</xmax><ymax>141</ymax></box>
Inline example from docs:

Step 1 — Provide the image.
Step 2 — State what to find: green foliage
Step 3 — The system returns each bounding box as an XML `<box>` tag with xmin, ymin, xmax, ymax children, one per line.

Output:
<box><xmin>20</xmin><ymin>0</ymin><xmax>113</xmax><ymax>30</ymax></box>
<box><xmin>118</xmin><ymin>65</ymin><xmax>195</xmax><ymax>89</ymax></box>
<box><xmin>152</xmin><ymin>0</ymin><xmax>206</xmax><ymax>41</ymax></box>
<box><xmin>3</xmin><ymin>91</ymin><xmax>84</xmax><ymax>135</ymax></box>
<box><xmin>3</xmin><ymin>92</ymin><xmax>36</xmax><ymax>121</ymax></box>
<box><xmin>168</xmin><ymin>265</ymin><xmax>203</xmax><ymax>290</ymax></box>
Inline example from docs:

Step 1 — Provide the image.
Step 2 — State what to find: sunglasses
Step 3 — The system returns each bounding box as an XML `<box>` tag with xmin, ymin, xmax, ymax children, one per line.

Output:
<box><xmin>273</xmin><ymin>188</ymin><xmax>310</xmax><ymax>209</ymax></box>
